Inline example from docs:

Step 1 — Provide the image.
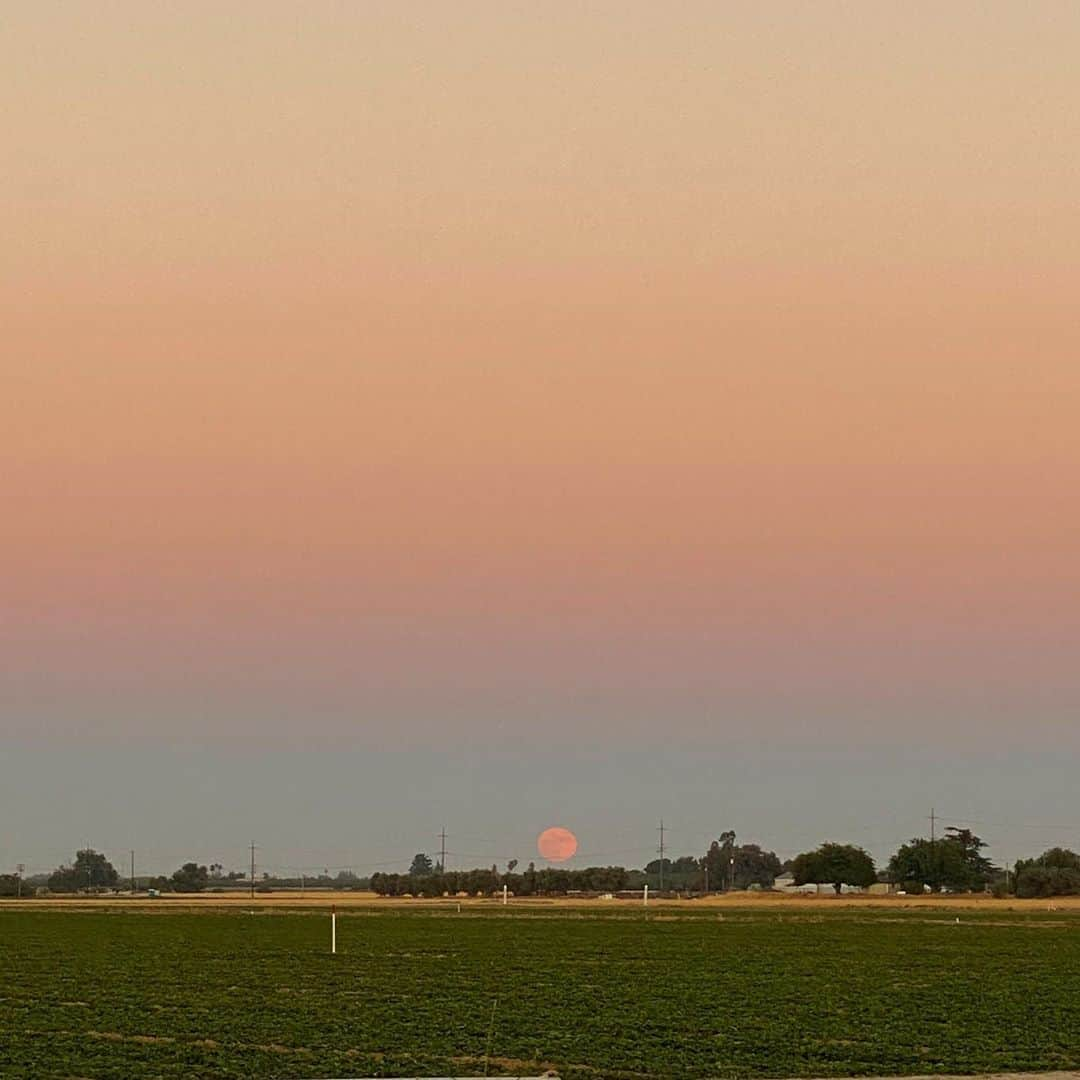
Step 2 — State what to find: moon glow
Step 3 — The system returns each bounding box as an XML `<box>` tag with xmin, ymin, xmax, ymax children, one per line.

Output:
<box><xmin>537</xmin><ymin>826</ymin><xmax>578</xmax><ymax>863</ymax></box>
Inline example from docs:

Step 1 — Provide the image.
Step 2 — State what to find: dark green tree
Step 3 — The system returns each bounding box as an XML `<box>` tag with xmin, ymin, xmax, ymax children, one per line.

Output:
<box><xmin>409</xmin><ymin>853</ymin><xmax>434</xmax><ymax>877</ymax></box>
<box><xmin>791</xmin><ymin>843</ymin><xmax>876</xmax><ymax>894</ymax></box>
<box><xmin>731</xmin><ymin>844</ymin><xmax>783</xmax><ymax>889</ymax></box>
<box><xmin>887</xmin><ymin>838</ymin><xmax>936</xmax><ymax>891</ymax></box>
<box><xmin>48</xmin><ymin>849</ymin><xmax>119</xmax><ymax>893</ymax></box>
<box><xmin>523</xmin><ymin>861</ymin><xmax>538</xmax><ymax>895</ymax></box>
<box><xmin>717</xmin><ymin>830</ymin><xmax>737</xmax><ymax>889</ymax></box>
<box><xmin>702</xmin><ymin>837</ymin><xmax>729</xmax><ymax>892</ymax></box>
<box><xmin>170</xmin><ymin>863</ymin><xmax>209</xmax><ymax>893</ymax></box>
<box><xmin>888</xmin><ymin>829</ymin><xmax>995</xmax><ymax>893</ymax></box>
<box><xmin>942</xmin><ymin>828</ymin><xmax>995</xmax><ymax>890</ymax></box>
<box><xmin>0</xmin><ymin>874</ymin><xmax>27</xmax><ymax>898</ymax></box>
<box><xmin>701</xmin><ymin>834</ymin><xmax>780</xmax><ymax>891</ymax></box>
<box><xmin>643</xmin><ymin>856</ymin><xmax>703</xmax><ymax>891</ymax></box>
<box><xmin>1014</xmin><ymin>849</ymin><xmax>1080</xmax><ymax>897</ymax></box>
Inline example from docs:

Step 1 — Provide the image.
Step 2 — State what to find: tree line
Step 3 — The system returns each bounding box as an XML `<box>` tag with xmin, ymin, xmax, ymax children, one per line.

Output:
<box><xmin>5</xmin><ymin>851</ymin><xmax>369</xmax><ymax>896</ymax></box>
<box><xmin>372</xmin><ymin>829</ymin><xmax>1080</xmax><ymax>898</ymax></box>
<box><xmin>12</xmin><ymin>831</ymin><xmax>1080</xmax><ymax>899</ymax></box>
<box><xmin>371</xmin><ymin>862</ymin><xmax>631</xmax><ymax>897</ymax></box>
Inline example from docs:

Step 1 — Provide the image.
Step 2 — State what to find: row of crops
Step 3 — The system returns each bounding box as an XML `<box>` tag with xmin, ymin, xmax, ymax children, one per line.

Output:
<box><xmin>2</xmin><ymin>907</ymin><xmax>1079</xmax><ymax>1078</ymax></box>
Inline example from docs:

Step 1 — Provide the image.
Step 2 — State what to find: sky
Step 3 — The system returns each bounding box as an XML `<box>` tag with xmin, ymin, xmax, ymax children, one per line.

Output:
<box><xmin>3</xmin><ymin>3</ymin><xmax>1079</xmax><ymax>877</ymax></box>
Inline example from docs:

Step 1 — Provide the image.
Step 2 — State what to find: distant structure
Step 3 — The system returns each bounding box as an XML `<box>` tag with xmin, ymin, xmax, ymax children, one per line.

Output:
<box><xmin>773</xmin><ymin>872</ymin><xmax>889</xmax><ymax>896</ymax></box>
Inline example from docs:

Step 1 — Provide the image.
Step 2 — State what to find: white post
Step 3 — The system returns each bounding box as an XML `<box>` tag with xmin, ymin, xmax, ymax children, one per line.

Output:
<box><xmin>643</xmin><ymin>884</ymin><xmax>649</xmax><ymax>907</ymax></box>
<box><xmin>502</xmin><ymin>884</ymin><xmax>508</xmax><ymax>906</ymax></box>
<box><xmin>331</xmin><ymin>906</ymin><xmax>337</xmax><ymax>954</ymax></box>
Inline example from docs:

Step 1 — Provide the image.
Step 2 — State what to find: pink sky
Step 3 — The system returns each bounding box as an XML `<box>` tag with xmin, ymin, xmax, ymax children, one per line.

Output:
<box><xmin>3</xmin><ymin>3</ymin><xmax>1079</xmax><ymax>756</ymax></box>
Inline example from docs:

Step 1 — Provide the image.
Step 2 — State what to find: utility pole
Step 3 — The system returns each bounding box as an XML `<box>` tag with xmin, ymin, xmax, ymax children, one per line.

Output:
<box><xmin>130</xmin><ymin>850</ymin><xmax>136</xmax><ymax>895</ymax></box>
<box><xmin>249</xmin><ymin>843</ymin><xmax>257</xmax><ymax>901</ymax></box>
<box><xmin>16</xmin><ymin>864</ymin><xmax>24</xmax><ymax>899</ymax></box>
<box><xmin>439</xmin><ymin>827</ymin><xmax>447</xmax><ymax>873</ymax></box>
<box><xmin>929</xmin><ymin>808</ymin><xmax>936</xmax><ymax>892</ymax></box>
<box><xmin>657</xmin><ymin>819</ymin><xmax>666</xmax><ymax>892</ymax></box>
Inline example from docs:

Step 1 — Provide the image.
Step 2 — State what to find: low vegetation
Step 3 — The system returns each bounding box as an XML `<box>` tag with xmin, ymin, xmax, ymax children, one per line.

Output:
<box><xmin>1014</xmin><ymin>847</ymin><xmax>1080</xmax><ymax>897</ymax></box>
<box><xmin>3</xmin><ymin>906</ymin><xmax>1080</xmax><ymax>1078</ymax></box>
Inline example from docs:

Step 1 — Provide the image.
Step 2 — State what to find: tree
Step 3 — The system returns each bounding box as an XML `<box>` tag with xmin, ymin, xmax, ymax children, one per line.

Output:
<box><xmin>701</xmin><ymin>831</ymin><xmax>739</xmax><ymax>891</ymax></box>
<box><xmin>887</xmin><ymin>839</ymin><xmax>936</xmax><ymax>892</ymax></box>
<box><xmin>731</xmin><ymin>844</ymin><xmax>783</xmax><ymax>889</ymax></box>
<box><xmin>48</xmin><ymin>849</ymin><xmax>119</xmax><ymax>893</ymax></box>
<box><xmin>942</xmin><ymin>828</ymin><xmax>995</xmax><ymax>890</ymax></box>
<box><xmin>702</xmin><ymin>840</ymin><xmax>726</xmax><ymax>892</ymax></box>
<box><xmin>1014</xmin><ymin>849</ymin><xmax>1080</xmax><ymax>898</ymax></box>
<box><xmin>888</xmin><ymin>829</ymin><xmax>995</xmax><ymax>893</ymax></box>
<box><xmin>701</xmin><ymin>836</ymin><xmax>781</xmax><ymax>891</ymax></box>
<box><xmin>368</xmin><ymin>862</ymin><xmax>630</xmax><ymax>898</ymax></box>
<box><xmin>0</xmin><ymin>874</ymin><xmax>27</xmax><ymax>898</ymax></box>
<box><xmin>523</xmin><ymin>861</ymin><xmax>538</xmax><ymax>895</ymax></box>
<box><xmin>644</xmin><ymin>858</ymin><xmax>672</xmax><ymax>890</ymax></box>
<box><xmin>170</xmin><ymin>863</ymin><xmax>209</xmax><ymax>893</ymax></box>
<box><xmin>791</xmin><ymin>843</ymin><xmax>876</xmax><ymax>894</ymax></box>
<box><xmin>409</xmin><ymin>853</ymin><xmax>434</xmax><ymax>877</ymax></box>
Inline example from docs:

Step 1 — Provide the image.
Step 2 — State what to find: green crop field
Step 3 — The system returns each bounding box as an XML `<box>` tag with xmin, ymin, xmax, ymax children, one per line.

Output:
<box><xmin>3</xmin><ymin>907</ymin><xmax>1079</xmax><ymax>1079</ymax></box>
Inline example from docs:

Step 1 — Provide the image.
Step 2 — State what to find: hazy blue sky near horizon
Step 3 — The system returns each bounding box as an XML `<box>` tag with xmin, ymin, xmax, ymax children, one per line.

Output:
<box><xmin>3</xmin><ymin>3</ymin><xmax>1079</xmax><ymax>874</ymax></box>
<box><xmin>6</xmin><ymin>740</ymin><xmax>1080</xmax><ymax>877</ymax></box>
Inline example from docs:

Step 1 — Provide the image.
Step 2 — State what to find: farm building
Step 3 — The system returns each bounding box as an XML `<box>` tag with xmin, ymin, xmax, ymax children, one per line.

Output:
<box><xmin>772</xmin><ymin>873</ymin><xmax>870</xmax><ymax>895</ymax></box>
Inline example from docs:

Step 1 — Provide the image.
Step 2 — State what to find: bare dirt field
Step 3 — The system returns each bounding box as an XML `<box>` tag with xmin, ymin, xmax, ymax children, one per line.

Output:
<box><xmin>6</xmin><ymin>889</ymin><xmax>1080</xmax><ymax>912</ymax></box>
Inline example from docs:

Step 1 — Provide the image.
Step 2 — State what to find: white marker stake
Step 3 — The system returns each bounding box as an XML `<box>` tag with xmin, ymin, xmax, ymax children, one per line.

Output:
<box><xmin>502</xmin><ymin>884</ymin><xmax>508</xmax><ymax>906</ymax></box>
<box><xmin>643</xmin><ymin>884</ymin><xmax>649</xmax><ymax>907</ymax></box>
<box><xmin>331</xmin><ymin>906</ymin><xmax>337</xmax><ymax>954</ymax></box>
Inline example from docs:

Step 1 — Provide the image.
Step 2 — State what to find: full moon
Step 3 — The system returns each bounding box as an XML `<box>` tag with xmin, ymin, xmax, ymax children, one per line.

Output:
<box><xmin>537</xmin><ymin>826</ymin><xmax>578</xmax><ymax>863</ymax></box>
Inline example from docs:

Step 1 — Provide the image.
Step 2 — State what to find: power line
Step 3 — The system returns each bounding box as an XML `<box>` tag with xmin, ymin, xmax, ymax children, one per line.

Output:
<box><xmin>936</xmin><ymin>815</ymin><xmax>1080</xmax><ymax>832</ymax></box>
<box><xmin>573</xmin><ymin>845</ymin><xmax>655</xmax><ymax>860</ymax></box>
<box><xmin>657</xmin><ymin>819</ymin><xmax>666</xmax><ymax>892</ymax></box>
<box><xmin>19</xmin><ymin>809</ymin><xmax>1080</xmax><ymax>885</ymax></box>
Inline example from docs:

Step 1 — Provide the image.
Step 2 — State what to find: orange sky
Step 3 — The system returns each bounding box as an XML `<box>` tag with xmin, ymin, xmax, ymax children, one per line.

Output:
<box><xmin>3</xmin><ymin>2</ymin><xmax>1079</xmax><ymax>755</ymax></box>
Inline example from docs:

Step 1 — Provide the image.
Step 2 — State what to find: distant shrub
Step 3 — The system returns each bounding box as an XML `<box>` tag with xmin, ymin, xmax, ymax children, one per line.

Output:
<box><xmin>1013</xmin><ymin>850</ymin><xmax>1080</xmax><ymax>897</ymax></box>
<box><xmin>1015</xmin><ymin>865</ymin><xmax>1080</xmax><ymax>898</ymax></box>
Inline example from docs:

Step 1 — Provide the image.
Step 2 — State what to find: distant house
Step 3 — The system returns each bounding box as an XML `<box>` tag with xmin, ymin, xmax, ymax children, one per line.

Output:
<box><xmin>772</xmin><ymin>873</ymin><xmax>870</xmax><ymax>895</ymax></box>
<box><xmin>772</xmin><ymin>872</ymin><xmax>819</xmax><ymax>895</ymax></box>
